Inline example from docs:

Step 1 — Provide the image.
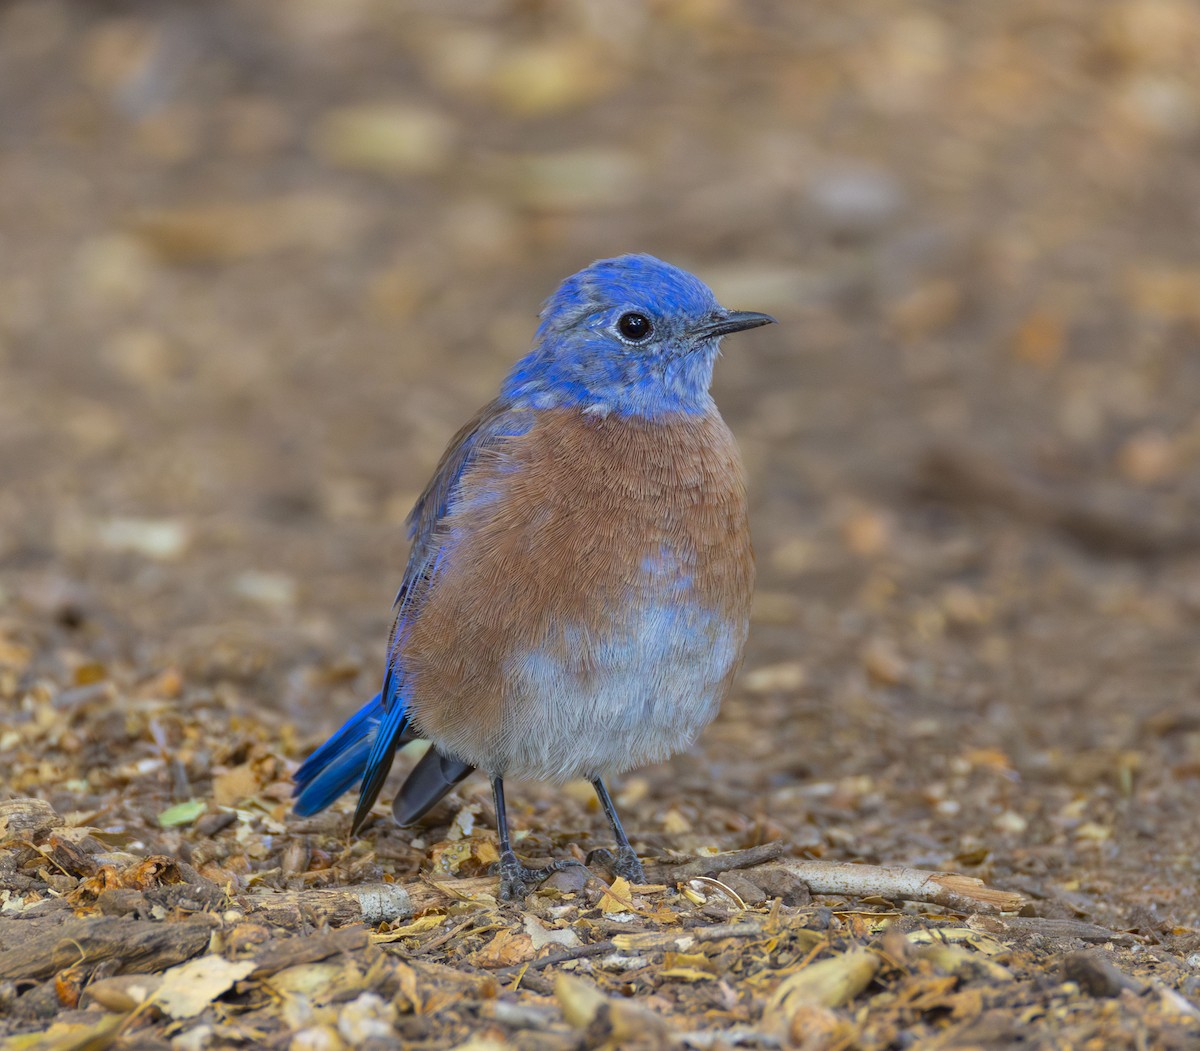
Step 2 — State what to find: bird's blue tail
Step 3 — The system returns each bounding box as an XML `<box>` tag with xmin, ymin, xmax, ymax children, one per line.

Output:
<box><xmin>292</xmin><ymin>691</ymin><xmax>475</xmax><ymax>832</ymax></box>
<box><xmin>292</xmin><ymin>692</ymin><xmax>396</xmax><ymax>818</ymax></box>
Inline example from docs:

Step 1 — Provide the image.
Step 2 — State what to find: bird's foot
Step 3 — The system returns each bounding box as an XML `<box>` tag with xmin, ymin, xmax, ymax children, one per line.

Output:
<box><xmin>585</xmin><ymin>845</ymin><xmax>645</xmax><ymax>884</ymax></box>
<box><xmin>494</xmin><ymin>851</ymin><xmax>585</xmax><ymax>901</ymax></box>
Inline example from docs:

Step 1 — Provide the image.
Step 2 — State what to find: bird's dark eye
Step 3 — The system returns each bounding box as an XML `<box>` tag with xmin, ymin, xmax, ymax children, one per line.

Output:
<box><xmin>617</xmin><ymin>312</ymin><xmax>653</xmax><ymax>343</ymax></box>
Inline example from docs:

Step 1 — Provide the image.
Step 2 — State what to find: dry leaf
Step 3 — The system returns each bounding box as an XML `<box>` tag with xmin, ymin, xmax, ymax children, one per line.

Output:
<box><xmin>556</xmin><ymin>974</ymin><xmax>675</xmax><ymax>1044</ymax></box>
<box><xmin>430</xmin><ymin>835</ymin><xmax>500</xmax><ymax>877</ymax></box>
<box><xmin>372</xmin><ymin>914</ymin><xmax>447</xmax><ymax>943</ymax></box>
<box><xmin>598</xmin><ymin>876</ymin><xmax>634</xmax><ymax>915</ymax></box>
<box><xmin>83</xmin><ymin>973</ymin><xmax>163</xmax><ymax>1011</ymax></box>
<box><xmin>658</xmin><ymin>967</ymin><xmax>715</xmax><ymax>982</ymax></box>
<box><xmin>765</xmin><ymin>947</ymin><xmax>881</xmax><ymax>1032</ymax></box>
<box><xmin>3</xmin><ymin>1013</ymin><xmax>128</xmax><ymax>1051</ymax></box>
<box><xmin>268</xmin><ymin>961</ymin><xmax>351</xmax><ymax>1001</ymax></box>
<box><xmin>470</xmin><ymin>928</ymin><xmax>537</xmax><ymax>969</ymax></box>
<box><xmin>905</xmin><ymin>927</ymin><xmax>1007</xmax><ymax>956</ymax></box>
<box><xmin>212</xmin><ymin>764</ymin><xmax>261</xmax><ymax>807</ymax></box>
<box><xmin>152</xmin><ymin>955</ymin><xmax>257</xmax><ymax>1019</ymax></box>
<box><xmin>524</xmin><ymin>915</ymin><xmax>582</xmax><ymax>950</ymax></box>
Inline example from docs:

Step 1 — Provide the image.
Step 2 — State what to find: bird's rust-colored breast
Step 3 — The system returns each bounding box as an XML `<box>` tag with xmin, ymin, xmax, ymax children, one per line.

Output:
<box><xmin>402</xmin><ymin>405</ymin><xmax>754</xmax><ymax>763</ymax></box>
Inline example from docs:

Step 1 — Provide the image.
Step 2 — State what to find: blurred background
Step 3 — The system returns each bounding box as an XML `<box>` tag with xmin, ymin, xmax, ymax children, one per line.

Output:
<box><xmin>1</xmin><ymin>1</ymin><xmax>1198</xmax><ymax>925</ymax></box>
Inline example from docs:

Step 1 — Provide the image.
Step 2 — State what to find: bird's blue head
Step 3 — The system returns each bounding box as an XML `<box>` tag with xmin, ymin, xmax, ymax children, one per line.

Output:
<box><xmin>501</xmin><ymin>254</ymin><xmax>775</xmax><ymax>419</ymax></box>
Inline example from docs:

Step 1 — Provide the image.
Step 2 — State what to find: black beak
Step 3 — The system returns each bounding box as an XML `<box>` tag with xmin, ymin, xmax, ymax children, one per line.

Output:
<box><xmin>695</xmin><ymin>310</ymin><xmax>777</xmax><ymax>340</ymax></box>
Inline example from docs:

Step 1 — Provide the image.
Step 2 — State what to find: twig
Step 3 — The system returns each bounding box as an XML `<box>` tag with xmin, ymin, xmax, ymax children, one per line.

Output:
<box><xmin>646</xmin><ymin>842</ymin><xmax>786</xmax><ymax>880</ymax></box>
<box><xmin>502</xmin><ymin>939</ymin><xmax>617</xmax><ymax>974</ymax></box>
<box><xmin>497</xmin><ymin>921</ymin><xmax>769</xmax><ymax>980</ymax></box>
<box><xmin>247</xmin><ymin>926</ymin><xmax>369</xmax><ymax>979</ymax></box>
<box><xmin>0</xmin><ymin>916</ymin><xmax>214</xmax><ymax>981</ymax></box>
<box><xmin>241</xmin><ymin>855</ymin><xmax>1019</xmax><ymax>933</ymax></box>
<box><xmin>612</xmin><ymin>921</ymin><xmax>764</xmax><ymax>952</ymax></box>
<box><xmin>782</xmin><ymin>860</ymin><xmax>1025</xmax><ymax>914</ymax></box>
<box><xmin>244</xmin><ymin>882</ymin><xmax>415</xmax><ymax>926</ymax></box>
<box><xmin>411</xmin><ymin>915</ymin><xmax>492</xmax><ymax>954</ymax></box>
<box><xmin>973</xmin><ymin>914</ymin><xmax>1136</xmax><ymax>945</ymax></box>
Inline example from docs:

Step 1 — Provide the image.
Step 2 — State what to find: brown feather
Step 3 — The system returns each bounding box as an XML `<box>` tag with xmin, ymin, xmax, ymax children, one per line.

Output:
<box><xmin>399</xmin><ymin>405</ymin><xmax>754</xmax><ymax>778</ymax></box>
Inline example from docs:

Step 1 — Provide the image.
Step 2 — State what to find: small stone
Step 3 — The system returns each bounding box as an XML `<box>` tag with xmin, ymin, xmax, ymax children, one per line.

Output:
<box><xmin>747</xmin><ymin>865</ymin><xmax>812</xmax><ymax>907</ymax></box>
<box><xmin>542</xmin><ymin>863</ymin><xmax>590</xmax><ymax>895</ymax></box>
<box><xmin>715</xmin><ymin>870</ymin><xmax>768</xmax><ymax>905</ymax></box>
<box><xmin>337</xmin><ymin>993</ymin><xmax>397</xmax><ymax>1045</ymax></box>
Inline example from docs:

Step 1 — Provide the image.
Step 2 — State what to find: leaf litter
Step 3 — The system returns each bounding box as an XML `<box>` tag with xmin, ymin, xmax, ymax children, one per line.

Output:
<box><xmin>0</xmin><ymin>669</ymin><xmax>1197</xmax><ymax>1049</ymax></box>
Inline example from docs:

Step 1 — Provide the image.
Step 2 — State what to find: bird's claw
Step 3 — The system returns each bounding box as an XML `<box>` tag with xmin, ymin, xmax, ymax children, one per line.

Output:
<box><xmin>585</xmin><ymin>845</ymin><xmax>645</xmax><ymax>884</ymax></box>
<box><xmin>494</xmin><ymin>851</ymin><xmax>585</xmax><ymax>901</ymax></box>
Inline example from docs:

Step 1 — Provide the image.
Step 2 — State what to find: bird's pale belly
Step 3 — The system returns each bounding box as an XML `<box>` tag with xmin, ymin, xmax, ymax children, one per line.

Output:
<box><xmin>459</xmin><ymin>597</ymin><xmax>747</xmax><ymax>782</ymax></box>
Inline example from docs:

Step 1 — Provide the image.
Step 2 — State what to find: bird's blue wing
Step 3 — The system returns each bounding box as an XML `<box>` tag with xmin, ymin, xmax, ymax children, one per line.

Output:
<box><xmin>293</xmin><ymin>398</ymin><xmax>533</xmax><ymax>830</ymax></box>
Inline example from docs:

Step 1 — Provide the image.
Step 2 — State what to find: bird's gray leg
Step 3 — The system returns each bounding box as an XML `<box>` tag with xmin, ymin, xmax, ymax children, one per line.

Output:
<box><xmin>586</xmin><ymin>777</ymin><xmax>646</xmax><ymax>883</ymax></box>
<box><xmin>491</xmin><ymin>777</ymin><xmax>582</xmax><ymax>900</ymax></box>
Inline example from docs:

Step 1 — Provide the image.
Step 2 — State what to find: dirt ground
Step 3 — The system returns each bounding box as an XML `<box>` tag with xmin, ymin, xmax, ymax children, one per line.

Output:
<box><xmin>2</xmin><ymin>2</ymin><xmax>1200</xmax><ymax>1048</ymax></box>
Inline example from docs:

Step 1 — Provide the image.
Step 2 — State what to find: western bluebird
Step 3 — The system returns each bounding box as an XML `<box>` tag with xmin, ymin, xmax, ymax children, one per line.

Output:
<box><xmin>293</xmin><ymin>254</ymin><xmax>773</xmax><ymax>899</ymax></box>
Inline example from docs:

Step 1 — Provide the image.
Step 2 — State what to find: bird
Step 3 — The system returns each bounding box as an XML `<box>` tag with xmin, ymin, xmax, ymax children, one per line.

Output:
<box><xmin>292</xmin><ymin>253</ymin><xmax>773</xmax><ymax>899</ymax></box>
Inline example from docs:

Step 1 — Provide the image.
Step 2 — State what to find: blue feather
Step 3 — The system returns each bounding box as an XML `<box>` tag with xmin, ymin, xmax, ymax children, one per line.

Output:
<box><xmin>293</xmin><ymin>404</ymin><xmax>535</xmax><ymax>824</ymax></box>
<box><xmin>292</xmin><ymin>692</ymin><xmax>384</xmax><ymax>817</ymax></box>
<box><xmin>350</xmin><ymin>697</ymin><xmax>412</xmax><ymax>832</ymax></box>
<box><xmin>503</xmin><ymin>253</ymin><xmax>728</xmax><ymax>419</ymax></box>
